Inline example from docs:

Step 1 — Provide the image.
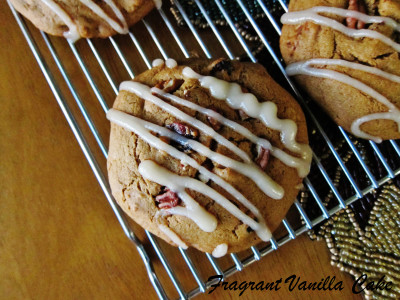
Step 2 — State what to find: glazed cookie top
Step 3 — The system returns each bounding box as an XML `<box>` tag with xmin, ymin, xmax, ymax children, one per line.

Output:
<box><xmin>107</xmin><ymin>58</ymin><xmax>311</xmax><ymax>254</ymax></box>
<box><xmin>280</xmin><ymin>0</ymin><xmax>400</xmax><ymax>142</ymax></box>
<box><xmin>10</xmin><ymin>0</ymin><xmax>161</xmax><ymax>41</ymax></box>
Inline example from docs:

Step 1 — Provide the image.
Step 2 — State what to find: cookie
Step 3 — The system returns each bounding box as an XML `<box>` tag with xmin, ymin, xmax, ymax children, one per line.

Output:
<box><xmin>106</xmin><ymin>58</ymin><xmax>312</xmax><ymax>255</ymax></box>
<box><xmin>9</xmin><ymin>0</ymin><xmax>161</xmax><ymax>41</ymax></box>
<box><xmin>280</xmin><ymin>0</ymin><xmax>400</xmax><ymax>142</ymax></box>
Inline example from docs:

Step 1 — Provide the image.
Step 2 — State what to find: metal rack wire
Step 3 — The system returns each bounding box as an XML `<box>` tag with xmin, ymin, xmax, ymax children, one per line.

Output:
<box><xmin>8</xmin><ymin>0</ymin><xmax>400</xmax><ymax>298</ymax></box>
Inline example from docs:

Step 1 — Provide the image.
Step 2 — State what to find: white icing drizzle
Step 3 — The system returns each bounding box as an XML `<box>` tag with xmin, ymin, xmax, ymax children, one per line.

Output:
<box><xmin>119</xmin><ymin>112</ymin><xmax>284</xmax><ymax>198</ymax></box>
<box><xmin>40</xmin><ymin>0</ymin><xmax>80</xmax><ymax>42</ymax></box>
<box><xmin>153</xmin><ymin>88</ymin><xmax>311</xmax><ymax>177</ymax></box>
<box><xmin>40</xmin><ymin>0</ymin><xmax>129</xmax><ymax>42</ymax></box>
<box><xmin>119</xmin><ymin>81</ymin><xmax>252</xmax><ymax>163</ymax></box>
<box><xmin>107</xmin><ymin>109</ymin><xmax>272</xmax><ymax>241</ymax></box>
<box><xmin>288</xmin><ymin>59</ymin><xmax>400</xmax><ymax>84</ymax></box>
<box><xmin>281</xmin><ymin>6</ymin><xmax>400</xmax><ymax>52</ymax></box>
<box><xmin>139</xmin><ymin>161</ymin><xmax>217</xmax><ymax>232</ymax></box>
<box><xmin>152</xmin><ymin>58</ymin><xmax>164</xmax><ymax>67</ymax></box>
<box><xmin>286</xmin><ymin>59</ymin><xmax>400</xmax><ymax>142</ymax></box>
<box><xmin>102</xmin><ymin>0</ymin><xmax>128</xmax><ymax>32</ymax></box>
<box><xmin>80</xmin><ymin>0</ymin><xmax>128</xmax><ymax>34</ymax></box>
<box><xmin>141</xmin><ymin>60</ymin><xmax>311</xmax><ymax>176</ymax></box>
<box><xmin>212</xmin><ymin>243</ymin><xmax>228</xmax><ymax>258</ymax></box>
<box><xmin>138</xmin><ymin>160</ymin><xmax>272</xmax><ymax>241</ymax></box>
<box><xmin>282</xmin><ymin>6</ymin><xmax>400</xmax><ymax>141</ymax></box>
<box><xmin>159</xmin><ymin>224</ymin><xmax>188</xmax><ymax>249</ymax></box>
<box><xmin>182</xmin><ymin>67</ymin><xmax>312</xmax><ymax>164</ymax></box>
<box><xmin>165</xmin><ymin>58</ymin><xmax>178</xmax><ymax>68</ymax></box>
<box><xmin>154</xmin><ymin>58</ymin><xmax>177</xmax><ymax>68</ymax></box>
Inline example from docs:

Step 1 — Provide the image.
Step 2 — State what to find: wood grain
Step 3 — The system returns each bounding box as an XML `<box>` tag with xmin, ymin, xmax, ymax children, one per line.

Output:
<box><xmin>0</xmin><ymin>1</ymin><xmax>362</xmax><ymax>299</ymax></box>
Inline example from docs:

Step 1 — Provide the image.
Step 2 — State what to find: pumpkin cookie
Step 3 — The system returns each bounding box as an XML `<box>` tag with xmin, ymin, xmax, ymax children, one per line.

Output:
<box><xmin>10</xmin><ymin>0</ymin><xmax>161</xmax><ymax>41</ymax></box>
<box><xmin>280</xmin><ymin>0</ymin><xmax>400</xmax><ymax>142</ymax></box>
<box><xmin>106</xmin><ymin>58</ymin><xmax>311</xmax><ymax>255</ymax></box>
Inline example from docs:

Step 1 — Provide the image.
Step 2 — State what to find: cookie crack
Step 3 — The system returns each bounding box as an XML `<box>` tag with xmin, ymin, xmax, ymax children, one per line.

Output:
<box><xmin>231</xmin><ymin>222</ymin><xmax>243</xmax><ymax>240</ymax></box>
<box><xmin>331</xmin><ymin>35</ymin><xmax>338</xmax><ymax>59</ymax></box>
<box><xmin>373</xmin><ymin>52</ymin><xmax>396</xmax><ymax>60</ymax></box>
<box><xmin>349</xmin><ymin>56</ymin><xmax>375</xmax><ymax>67</ymax></box>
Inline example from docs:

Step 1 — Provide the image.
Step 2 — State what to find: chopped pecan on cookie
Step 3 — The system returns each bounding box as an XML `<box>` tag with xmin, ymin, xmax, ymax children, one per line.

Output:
<box><xmin>166</xmin><ymin>122</ymin><xmax>199</xmax><ymax>153</ymax></box>
<box><xmin>155</xmin><ymin>189</ymin><xmax>180</xmax><ymax>209</ymax></box>
<box><xmin>238</xmin><ymin>109</ymin><xmax>250</xmax><ymax>121</ymax></box>
<box><xmin>154</xmin><ymin>79</ymin><xmax>184</xmax><ymax>93</ymax></box>
<box><xmin>208</xmin><ymin>58</ymin><xmax>234</xmax><ymax>76</ymax></box>
<box><xmin>206</xmin><ymin>108</ymin><xmax>222</xmax><ymax>131</ymax></box>
<box><xmin>255</xmin><ymin>147</ymin><xmax>270</xmax><ymax>170</ymax></box>
<box><xmin>167</xmin><ymin>122</ymin><xmax>199</xmax><ymax>139</ymax></box>
<box><xmin>207</xmin><ymin>115</ymin><xmax>222</xmax><ymax>131</ymax></box>
<box><xmin>346</xmin><ymin>0</ymin><xmax>367</xmax><ymax>29</ymax></box>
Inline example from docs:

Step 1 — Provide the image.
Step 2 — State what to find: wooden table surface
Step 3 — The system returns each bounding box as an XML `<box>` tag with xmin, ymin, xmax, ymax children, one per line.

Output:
<box><xmin>1</xmin><ymin>2</ymin><xmax>362</xmax><ymax>299</ymax></box>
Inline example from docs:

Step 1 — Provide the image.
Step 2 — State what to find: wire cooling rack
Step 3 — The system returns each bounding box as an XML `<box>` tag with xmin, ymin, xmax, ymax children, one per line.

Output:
<box><xmin>8</xmin><ymin>0</ymin><xmax>400</xmax><ymax>298</ymax></box>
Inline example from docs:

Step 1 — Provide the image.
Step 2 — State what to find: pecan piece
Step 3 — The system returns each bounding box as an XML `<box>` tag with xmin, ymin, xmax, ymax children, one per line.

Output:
<box><xmin>167</xmin><ymin>122</ymin><xmax>199</xmax><ymax>139</ymax></box>
<box><xmin>207</xmin><ymin>115</ymin><xmax>222</xmax><ymax>131</ymax></box>
<box><xmin>238</xmin><ymin>109</ymin><xmax>250</xmax><ymax>121</ymax></box>
<box><xmin>206</xmin><ymin>108</ymin><xmax>222</xmax><ymax>131</ymax></box>
<box><xmin>155</xmin><ymin>189</ymin><xmax>180</xmax><ymax>209</ymax></box>
<box><xmin>255</xmin><ymin>147</ymin><xmax>270</xmax><ymax>170</ymax></box>
<box><xmin>154</xmin><ymin>81</ymin><xmax>164</xmax><ymax>89</ymax></box>
<box><xmin>208</xmin><ymin>58</ymin><xmax>233</xmax><ymax>76</ymax></box>
<box><xmin>154</xmin><ymin>79</ymin><xmax>184</xmax><ymax>93</ymax></box>
<box><xmin>346</xmin><ymin>0</ymin><xmax>367</xmax><ymax>29</ymax></box>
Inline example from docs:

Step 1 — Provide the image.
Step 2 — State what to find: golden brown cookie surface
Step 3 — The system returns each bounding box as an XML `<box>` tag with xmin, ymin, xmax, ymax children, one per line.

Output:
<box><xmin>280</xmin><ymin>0</ymin><xmax>400</xmax><ymax>141</ymax></box>
<box><xmin>107</xmin><ymin>58</ymin><xmax>311</xmax><ymax>254</ymax></box>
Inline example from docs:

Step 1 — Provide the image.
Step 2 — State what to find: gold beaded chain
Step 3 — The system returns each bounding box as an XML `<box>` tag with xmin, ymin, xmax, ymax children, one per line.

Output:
<box><xmin>301</xmin><ymin>135</ymin><xmax>400</xmax><ymax>299</ymax></box>
<box><xmin>321</xmin><ymin>185</ymin><xmax>400</xmax><ymax>299</ymax></box>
